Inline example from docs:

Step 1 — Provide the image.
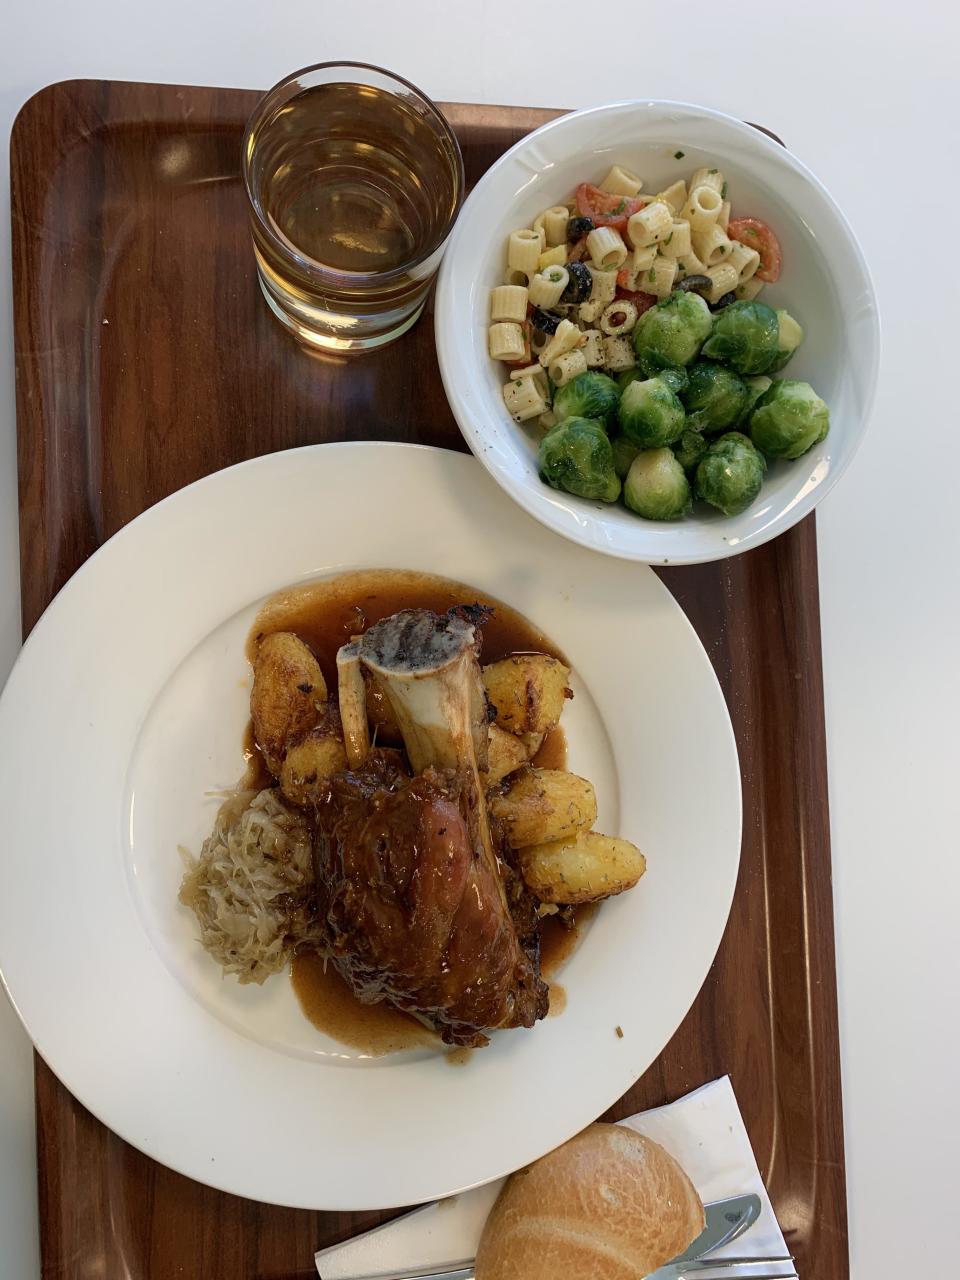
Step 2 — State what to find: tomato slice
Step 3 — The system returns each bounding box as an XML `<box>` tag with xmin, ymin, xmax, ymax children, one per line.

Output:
<box><xmin>727</xmin><ymin>217</ymin><xmax>782</xmax><ymax>282</ymax></box>
<box><xmin>614</xmin><ymin>286</ymin><xmax>658</xmax><ymax>316</ymax></box>
<box><xmin>575</xmin><ymin>183</ymin><xmax>645</xmax><ymax>231</ymax></box>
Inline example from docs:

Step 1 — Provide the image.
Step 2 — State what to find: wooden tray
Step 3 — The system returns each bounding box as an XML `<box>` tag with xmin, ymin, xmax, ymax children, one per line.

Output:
<box><xmin>11</xmin><ymin>79</ymin><xmax>847</xmax><ymax>1279</ymax></box>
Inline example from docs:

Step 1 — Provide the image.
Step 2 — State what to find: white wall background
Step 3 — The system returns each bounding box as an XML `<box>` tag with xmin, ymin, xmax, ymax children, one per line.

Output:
<box><xmin>1</xmin><ymin>3</ymin><xmax>957</xmax><ymax>1277</ymax></box>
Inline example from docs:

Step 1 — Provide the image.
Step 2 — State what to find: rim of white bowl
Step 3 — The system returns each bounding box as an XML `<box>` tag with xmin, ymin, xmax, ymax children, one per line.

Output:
<box><xmin>436</xmin><ymin>98</ymin><xmax>881</xmax><ymax>565</ymax></box>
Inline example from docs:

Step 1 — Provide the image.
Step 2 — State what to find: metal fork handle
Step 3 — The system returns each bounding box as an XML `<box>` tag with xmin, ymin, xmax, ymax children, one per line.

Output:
<box><xmin>677</xmin><ymin>1273</ymin><xmax>796</xmax><ymax>1280</ymax></box>
<box><xmin>671</xmin><ymin>1264</ymin><xmax>796</xmax><ymax>1280</ymax></box>
<box><xmin>675</xmin><ymin>1258</ymin><xmax>796</xmax><ymax>1270</ymax></box>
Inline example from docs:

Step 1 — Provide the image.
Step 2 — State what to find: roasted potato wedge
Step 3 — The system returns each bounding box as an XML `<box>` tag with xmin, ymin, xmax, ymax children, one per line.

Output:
<box><xmin>279</xmin><ymin>714</ymin><xmax>348</xmax><ymax>806</ymax></box>
<box><xmin>251</xmin><ymin>632</ymin><xmax>328</xmax><ymax>775</ymax></box>
<box><xmin>519</xmin><ymin>831</ymin><xmax>647</xmax><ymax>904</ymax></box>
<box><xmin>488</xmin><ymin>767</ymin><xmax>596</xmax><ymax>848</ymax></box>
<box><xmin>484</xmin><ymin>725</ymin><xmax>531</xmax><ymax>786</ymax></box>
<box><xmin>482</xmin><ymin>655</ymin><xmax>571</xmax><ymax>736</ymax></box>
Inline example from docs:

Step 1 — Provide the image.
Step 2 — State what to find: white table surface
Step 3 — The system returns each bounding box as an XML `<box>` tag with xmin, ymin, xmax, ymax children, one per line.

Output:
<box><xmin>1</xmin><ymin>3</ymin><xmax>957</xmax><ymax>1277</ymax></box>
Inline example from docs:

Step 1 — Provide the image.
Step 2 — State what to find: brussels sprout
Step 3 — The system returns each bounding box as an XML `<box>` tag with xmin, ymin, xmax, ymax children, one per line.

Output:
<box><xmin>553</xmin><ymin>371</ymin><xmax>620</xmax><ymax>429</ymax></box>
<box><xmin>654</xmin><ymin>366</ymin><xmax>689</xmax><ymax>395</ymax></box>
<box><xmin>695</xmin><ymin>432</ymin><xmax>766</xmax><ymax>516</ymax></box>
<box><xmin>749</xmin><ymin>379</ymin><xmax>829</xmax><ymax>459</ymax></box>
<box><xmin>682</xmin><ymin>361</ymin><xmax>749</xmax><ymax>432</ymax></box>
<box><xmin>736</xmin><ymin>375</ymin><xmax>772</xmax><ymax>426</ymax></box>
<box><xmin>618</xmin><ymin>376</ymin><xmax>686</xmax><ymax>448</ymax></box>
<box><xmin>617</xmin><ymin>368</ymin><xmax>642</xmax><ymax>392</ymax></box>
<box><xmin>538</xmin><ymin>417</ymin><xmax>622</xmax><ymax>502</ymax></box>
<box><xmin>701</xmin><ymin>300</ymin><xmax>779</xmax><ymax>374</ymax></box>
<box><xmin>632</xmin><ymin>290</ymin><xmax>713</xmax><ymax>375</ymax></box>
<box><xmin>611</xmin><ymin>435</ymin><xmax>640</xmax><ymax>479</ymax></box>
<box><xmin>623</xmin><ymin>449</ymin><xmax>692</xmax><ymax>521</ymax></box>
<box><xmin>673</xmin><ymin>427</ymin><xmax>708</xmax><ymax>473</ymax></box>
<box><xmin>766</xmin><ymin>309</ymin><xmax>804</xmax><ymax>373</ymax></box>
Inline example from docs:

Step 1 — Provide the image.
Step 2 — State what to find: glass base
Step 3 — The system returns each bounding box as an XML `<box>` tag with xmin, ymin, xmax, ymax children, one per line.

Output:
<box><xmin>258</xmin><ymin>278</ymin><xmax>426</xmax><ymax>354</ymax></box>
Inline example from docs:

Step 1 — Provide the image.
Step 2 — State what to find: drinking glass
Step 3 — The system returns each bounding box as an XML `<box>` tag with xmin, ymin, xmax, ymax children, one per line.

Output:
<box><xmin>242</xmin><ymin>62</ymin><xmax>464</xmax><ymax>353</ymax></box>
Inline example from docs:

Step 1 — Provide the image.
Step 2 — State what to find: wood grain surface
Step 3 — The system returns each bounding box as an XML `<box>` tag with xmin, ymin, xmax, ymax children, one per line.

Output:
<box><xmin>10</xmin><ymin>79</ymin><xmax>847</xmax><ymax>1279</ymax></box>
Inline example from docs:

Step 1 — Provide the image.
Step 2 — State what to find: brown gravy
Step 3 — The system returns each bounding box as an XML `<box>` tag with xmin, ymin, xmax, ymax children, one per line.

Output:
<box><xmin>532</xmin><ymin>724</ymin><xmax>567</xmax><ymax>771</ymax></box>
<box><xmin>291</xmin><ymin>952</ymin><xmax>436</xmax><ymax>1056</ymax></box>
<box><xmin>444</xmin><ymin>1046</ymin><xmax>475</xmax><ymax>1067</ymax></box>
<box><xmin>247</xmin><ymin>568</ymin><xmax>566</xmax><ymax>691</ymax></box>
<box><xmin>541</xmin><ymin>903</ymin><xmax>598</xmax><ymax>980</ymax></box>
<box><xmin>241</xmin><ymin>720</ymin><xmax>272</xmax><ymax>791</ymax></box>
<box><xmin>246</xmin><ymin>569</ymin><xmax>582</xmax><ymax>1056</ymax></box>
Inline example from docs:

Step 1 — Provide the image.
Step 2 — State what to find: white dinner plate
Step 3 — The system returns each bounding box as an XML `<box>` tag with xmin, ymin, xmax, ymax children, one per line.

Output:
<box><xmin>0</xmin><ymin>443</ymin><xmax>740</xmax><ymax>1209</ymax></box>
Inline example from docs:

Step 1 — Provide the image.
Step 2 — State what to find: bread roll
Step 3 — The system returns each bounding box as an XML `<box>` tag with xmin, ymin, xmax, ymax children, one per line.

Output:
<box><xmin>475</xmin><ymin>1123</ymin><xmax>704</xmax><ymax>1280</ymax></box>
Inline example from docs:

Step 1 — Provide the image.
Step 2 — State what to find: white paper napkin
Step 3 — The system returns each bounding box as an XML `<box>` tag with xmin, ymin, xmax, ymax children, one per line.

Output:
<box><xmin>316</xmin><ymin>1076</ymin><xmax>789</xmax><ymax>1278</ymax></box>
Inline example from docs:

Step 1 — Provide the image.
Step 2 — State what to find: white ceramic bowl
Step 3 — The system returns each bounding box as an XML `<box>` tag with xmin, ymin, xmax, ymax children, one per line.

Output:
<box><xmin>435</xmin><ymin>100</ymin><xmax>879</xmax><ymax>564</ymax></box>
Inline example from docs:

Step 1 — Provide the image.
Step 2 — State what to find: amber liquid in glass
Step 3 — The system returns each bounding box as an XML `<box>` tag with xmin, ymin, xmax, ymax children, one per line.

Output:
<box><xmin>247</xmin><ymin>81</ymin><xmax>461</xmax><ymax>348</ymax></box>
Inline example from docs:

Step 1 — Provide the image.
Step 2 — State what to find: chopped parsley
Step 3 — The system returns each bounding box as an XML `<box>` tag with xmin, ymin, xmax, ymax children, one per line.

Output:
<box><xmin>614</xmin><ymin>198</ymin><xmax>627</xmax><ymax>214</ymax></box>
<box><xmin>678</xmin><ymin>261</ymin><xmax>686</xmax><ymax>270</ymax></box>
<box><xmin>747</xmin><ymin>227</ymin><xmax>758</xmax><ymax>237</ymax></box>
<box><xmin>648</xmin><ymin>266</ymin><xmax>656</xmax><ymax>282</ymax></box>
<box><xmin>708</xmin><ymin>167</ymin><xmax>718</xmax><ymax>174</ymax></box>
<box><xmin>674</xmin><ymin>150</ymin><xmax>685</xmax><ymax>159</ymax></box>
<box><xmin>721</xmin><ymin>181</ymin><xmax>728</xmax><ymax>198</ymax></box>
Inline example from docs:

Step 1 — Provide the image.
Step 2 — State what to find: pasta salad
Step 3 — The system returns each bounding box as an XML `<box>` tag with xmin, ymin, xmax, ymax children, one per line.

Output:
<box><xmin>488</xmin><ymin>162</ymin><xmax>830</xmax><ymax>521</ymax></box>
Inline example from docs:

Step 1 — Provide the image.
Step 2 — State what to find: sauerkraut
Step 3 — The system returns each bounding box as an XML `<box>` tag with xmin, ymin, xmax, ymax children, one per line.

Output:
<box><xmin>179</xmin><ymin>787</ymin><xmax>323</xmax><ymax>983</ymax></box>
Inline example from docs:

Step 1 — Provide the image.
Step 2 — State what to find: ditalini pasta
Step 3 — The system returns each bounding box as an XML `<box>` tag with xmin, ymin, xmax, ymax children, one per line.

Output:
<box><xmin>528</xmin><ymin>266</ymin><xmax>569</xmax><ymax>309</ymax></box>
<box><xmin>507</xmin><ymin>229</ymin><xmax>542</xmax><ymax>276</ymax></box>
<box><xmin>682</xmin><ymin>185</ymin><xmax>724</xmax><ymax>232</ymax></box>
<box><xmin>735</xmin><ymin>276</ymin><xmax>765</xmax><ymax>301</ymax></box>
<box><xmin>728</xmin><ymin>240</ymin><xmax>761</xmax><ymax>283</ymax></box>
<box><xmin>539</xmin><ymin>318</ymin><xmax>584</xmax><ymax>366</ymax></box>
<box><xmin>491</xmin><ymin>159</ymin><xmax>789</xmax><ymax>451</ymax></box>
<box><xmin>588</xmin><ymin>267</ymin><xmax>618</xmax><ymax>305</ymax></box>
<box><xmin>703</xmin><ymin>262</ymin><xmax>738</xmax><ymax>303</ymax></box>
<box><xmin>626</xmin><ymin>201</ymin><xmax>673</xmax><ymax>247</ymax></box>
<box><xmin>689</xmin><ymin>166</ymin><xmax>724</xmax><ymax>194</ymax></box>
<box><xmin>581</xmin><ymin>329</ymin><xmax>604</xmax><ymax>367</ymax></box>
<box><xmin>489</xmin><ymin>321</ymin><xmax>527</xmax><ymax>361</ymax></box>
<box><xmin>599</xmin><ymin>164</ymin><xmax>643</xmax><ymax>197</ymax></box>
<box><xmin>586</xmin><ymin>225</ymin><xmax>628</xmax><ymax>269</ymax></box>
<box><xmin>691</xmin><ymin>223</ymin><xmax>732</xmax><ymax>267</ymax></box>
<box><xmin>509</xmin><ymin>363</ymin><xmax>550</xmax><ymax>398</ymax></box>
<box><xmin>490</xmin><ymin>285</ymin><xmax>529</xmax><ymax>324</ymax></box>
<box><xmin>503</xmin><ymin>375</ymin><xmax>549</xmax><ymax>421</ymax></box>
<box><xmin>548</xmin><ymin>348</ymin><xmax>588</xmax><ymax>387</ymax></box>
<box><xmin>644</xmin><ymin>256</ymin><xmax>680</xmax><ymax>298</ymax></box>
<box><xmin>659</xmin><ymin>221</ymin><xmax>691</xmax><ymax>259</ymax></box>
